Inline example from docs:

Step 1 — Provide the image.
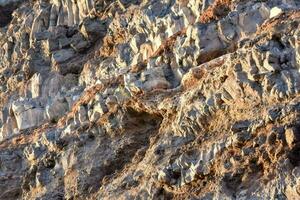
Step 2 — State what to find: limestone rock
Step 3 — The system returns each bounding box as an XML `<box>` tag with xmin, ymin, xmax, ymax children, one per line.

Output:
<box><xmin>70</xmin><ymin>32</ymin><xmax>90</xmax><ymax>52</ymax></box>
<box><xmin>12</xmin><ymin>99</ymin><xmax>45</xmax><ymax>130</ymax></box>
<box><xmin>80</xmin><ymin>18</ymin><xmax>106</xmax><ymax>42</ymax></box>
<box><xmin>141</xmin><ymin>67</ymin><xmax>171</xmax><ymax>91</ymax></box>
<box><xmin>1</xmin><ymin>0</ymin><xmax>300</xmax><ymax>199</ymax></box>
<box><xmin>51</xmin><ymin>48</ymin><xmax>75</xmax><ymax>64</ymax></box>
<box><xmin>26</xmin><ymin>73</ymin><xmax>42</xmax><ymax>98</ymax></box>
<box><xmin>46</xmin><ymin>96</ymin><xmax>69</xmax><ymax>122</ymax></box>
<box><xmin>270</xmin><ymin>6</ymin><xmax>283</xmax><ymax>18</ymax></box>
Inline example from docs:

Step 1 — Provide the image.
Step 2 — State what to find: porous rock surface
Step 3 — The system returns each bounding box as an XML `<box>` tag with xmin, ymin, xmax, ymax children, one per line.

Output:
<box><xmin>1</xmin><ymin>0</ymin><xmax>300</xmax><ymax>199</ymax></box>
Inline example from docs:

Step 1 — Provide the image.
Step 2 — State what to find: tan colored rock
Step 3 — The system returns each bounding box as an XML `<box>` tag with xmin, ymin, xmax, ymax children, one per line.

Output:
<box><xmin>285</xmin><ymin>128</ymin><xmax>299</xmax><ymax>148</ymax></box>
<box><xmin>2</xmin><ymin>0</ymin><xmax>300</xmax><ymax>199</ymax></box>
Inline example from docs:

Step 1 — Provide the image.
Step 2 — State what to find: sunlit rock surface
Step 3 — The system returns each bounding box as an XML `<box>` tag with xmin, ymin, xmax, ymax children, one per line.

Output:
<box><xmin>1</xmin><ymin>0</ymin><xmax>300</xmax><ymax>199</ymax></box>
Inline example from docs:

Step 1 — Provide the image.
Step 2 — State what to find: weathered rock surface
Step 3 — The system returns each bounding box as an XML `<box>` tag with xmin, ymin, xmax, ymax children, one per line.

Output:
<box><xmin>2</xmin><ymin>0</ymin><xmax>300</xmax><ymax>199</ymax></box>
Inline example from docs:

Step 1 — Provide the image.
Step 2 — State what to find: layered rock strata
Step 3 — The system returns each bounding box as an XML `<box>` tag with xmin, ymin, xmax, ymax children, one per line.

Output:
<box><xmin>1</xmin><ymin>0</ymin><xmax>300</xmax><ymax>199</ymax></box>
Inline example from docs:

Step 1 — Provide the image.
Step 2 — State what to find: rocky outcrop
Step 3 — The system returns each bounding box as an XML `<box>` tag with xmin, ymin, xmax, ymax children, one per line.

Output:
<box><xmin>2</xmin><ymin>0</ymin><xmax>300</xmax><ymax>199</ymax></box>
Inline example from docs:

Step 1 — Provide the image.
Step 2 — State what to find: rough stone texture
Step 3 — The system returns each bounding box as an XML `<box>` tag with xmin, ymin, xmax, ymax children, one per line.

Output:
<box><xmin>2</xmin><ymin>0</ymin><xmax>300</xmax><ymax>199</ymax></box>
<box><xmin>12</xmin><ymin>99</ymin><xmax>45</xmax><ymax>131</ymax></box>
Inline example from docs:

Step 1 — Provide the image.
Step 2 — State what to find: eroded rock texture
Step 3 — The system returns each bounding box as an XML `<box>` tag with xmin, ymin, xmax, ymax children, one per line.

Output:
<box><xmin>1</xmin><ymin>0</ymin><xmax>300</xmax><ymax>199</ymax></box>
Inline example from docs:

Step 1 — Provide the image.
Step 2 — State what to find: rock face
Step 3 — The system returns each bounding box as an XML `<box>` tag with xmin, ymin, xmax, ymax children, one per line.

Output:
<box><xmin>12</xmin><ymin>99</ymin><xmax>46</xmax><ymax>131</ymax></box>
<box><xmin>2</xmin><ymin>0</ymin><xmax>300</xmax><ymax>199</ymax></box>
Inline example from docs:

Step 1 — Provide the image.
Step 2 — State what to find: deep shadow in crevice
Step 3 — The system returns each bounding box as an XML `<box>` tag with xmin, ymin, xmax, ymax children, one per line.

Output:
<box><xmin>0</xmin><ymin>3</ymin><xmax>19</xmax><ymax>28</ymax></box>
